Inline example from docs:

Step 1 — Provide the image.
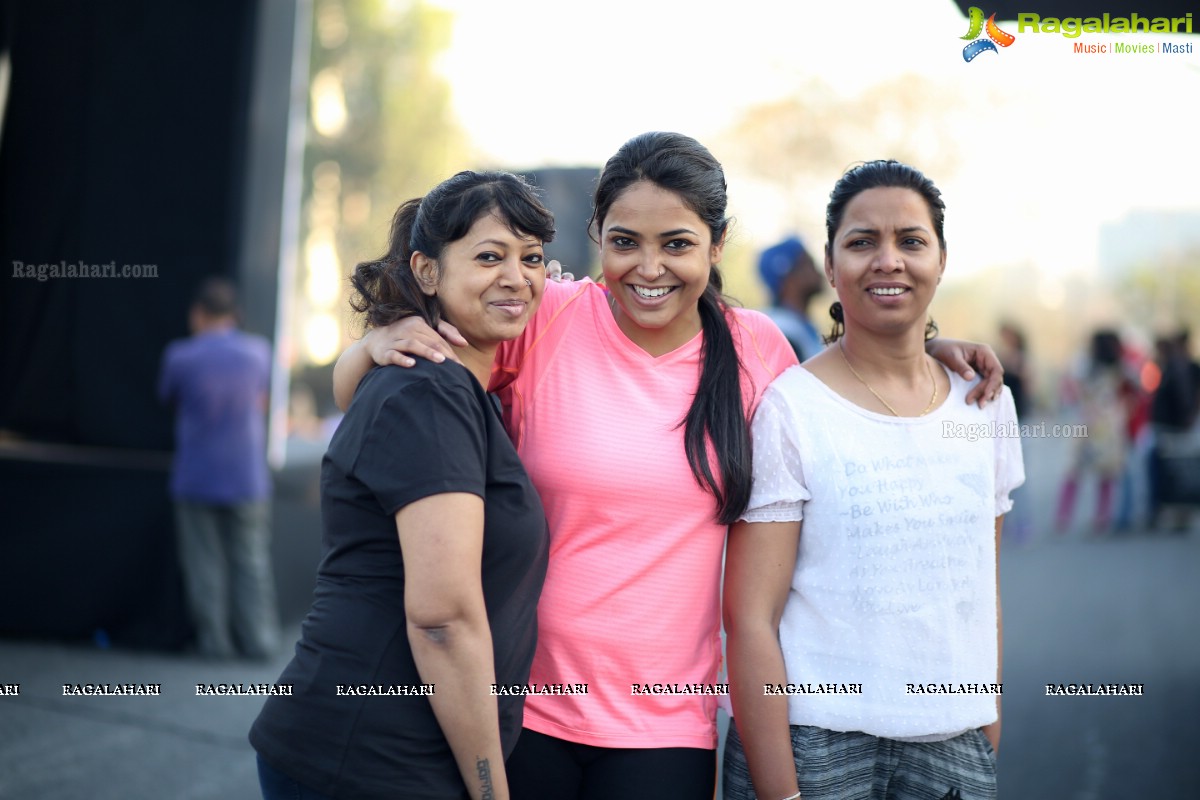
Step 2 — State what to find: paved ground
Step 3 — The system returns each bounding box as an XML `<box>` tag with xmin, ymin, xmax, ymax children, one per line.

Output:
<box><xmin>2</xmin><ymin>416</ymin><xmax>1197</xmax><ymax>799</ymax></box>
<box><xmin>0</xmin><ymin>626</ymin><xmax>298</xmax><ymax>800</ymax></box>
<box><xmin>978</xmin><ymin>419</ymin><xmax>1200</xmax><ymax>799</ymax></box>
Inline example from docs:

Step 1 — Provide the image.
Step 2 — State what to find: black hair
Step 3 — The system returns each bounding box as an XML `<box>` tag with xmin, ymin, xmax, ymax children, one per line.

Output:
<box><xmin>350</xmin><ymin>170</ymin><xmax>555</xmax><ymax>330</ymax></box>
<box><xmin>822</xmin><ymin>159</ymin><xmax>945</xmax><ymax>344</ymax></box>
<box><xmin>193</xmin><ymin>277</ymin><xmax>239</xmax><ymax>318</ymax></box>
<box><xmin>591</xmin><ymin>131</ymin><xmax>750</xmax><ymax>525</ymax></box>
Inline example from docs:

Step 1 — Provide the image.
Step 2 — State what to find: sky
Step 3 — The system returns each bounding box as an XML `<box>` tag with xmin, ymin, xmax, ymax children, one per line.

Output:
<box><xmin>423</xmin><ymin>0</ymin><xmax>1200</xmax><ymax>287</ymax></box>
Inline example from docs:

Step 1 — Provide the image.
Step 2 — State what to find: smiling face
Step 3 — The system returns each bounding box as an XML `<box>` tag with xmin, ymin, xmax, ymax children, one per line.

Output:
<box><xmin>825</xmin><ymin>186</ymin><xmax>946</xmax><ymax>340</ymax></box>
<box><xmin>413</xmin><ymin>212</ymin><xmax>545</xmax><ymax>349</ymax></box>
<box><xmin>599</xmin><ymin>180</ymin><xmax>722</xmax><ymax>355</ymax></box>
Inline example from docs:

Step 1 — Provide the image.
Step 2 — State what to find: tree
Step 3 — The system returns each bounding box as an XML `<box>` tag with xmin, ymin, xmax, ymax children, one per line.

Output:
<box><xmin>295</xmin><ymin>0</ymin><xmax>468</xmax><ymax>376</ymax></box>
<box><xmin>718</xmin><ymin>75</ymin><xmax>975</xmax><ymax>236</ymax></box>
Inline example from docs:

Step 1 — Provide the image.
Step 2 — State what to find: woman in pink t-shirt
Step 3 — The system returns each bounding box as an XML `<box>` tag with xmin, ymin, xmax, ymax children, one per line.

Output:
<box><xmin>333</xmin><ymin>133</ymin><xmax>1003</xmax><ymax>800</ymax></box>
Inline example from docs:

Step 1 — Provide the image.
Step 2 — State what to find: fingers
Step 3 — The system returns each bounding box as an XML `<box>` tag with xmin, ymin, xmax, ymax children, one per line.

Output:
<box><xmin>964</xmin><ymin>372</ymin><xmax>1003</xmax><ymax>408</ymax></box>
<box><xmin>546</xmin><ymin>260</ymin><xmax>576</xmax><ymax>283</ymax></box>
<box><xmin>435</xmin><ymin>319</ymin><xmax>468</xmax><ymax>348</ymax></box>
<box><xmin>411</xmin><ymin>333</ymin><xmax>461</xmax><ymax>365</ymax></box>
<box><xmin>366</xmin><ymin>317</ymin><xmax>462</xmax><ymax>366</ymax></box>
<box><xmin>379</xmin><ymin>336</ymin><xmax>455</xmax><ymax>366</ymax></box>
<box><xmin>964</xmin><ymin>381</ymin><xmax>987</xmax><ymax>408</ymax></box>
<box><xmin>970</xmin><ymin>344</ymin><xmax>1004</xmax><ymax>409</ymax></box>
<box><xmin>381</xmin><ymin>349</ymin><xmax>417</xmax><ymax>368</ymax></box>
<box><xmin>379</xmin><ymin>326</ymin><xmax>462</xmax><ymax>365</ymax></box>
<box><xmin>980</xmin><ymin>371</ymin><xmax>1004</xmax><ymax>409</ymax></box>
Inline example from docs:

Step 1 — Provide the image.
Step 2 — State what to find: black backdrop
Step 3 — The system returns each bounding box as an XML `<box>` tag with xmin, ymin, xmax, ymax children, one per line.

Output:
<box><xmin>0</xmin><ymin>0</ymin><xmax>305</xmax><ymax>648</ymax></box>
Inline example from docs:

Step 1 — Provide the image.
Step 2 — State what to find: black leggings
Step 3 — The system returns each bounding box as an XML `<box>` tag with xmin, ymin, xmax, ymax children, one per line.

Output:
<box><xmin>506</xmin><ymin>728</ymin><xmax>716</xmax><ymax>800</ymax></box>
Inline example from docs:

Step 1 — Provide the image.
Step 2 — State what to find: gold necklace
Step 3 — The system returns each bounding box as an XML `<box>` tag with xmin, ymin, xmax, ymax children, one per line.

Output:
<box><xmin>838</xmin><ymin>339</ymin><xmax>938</xmax><ymax>417</ymax></box>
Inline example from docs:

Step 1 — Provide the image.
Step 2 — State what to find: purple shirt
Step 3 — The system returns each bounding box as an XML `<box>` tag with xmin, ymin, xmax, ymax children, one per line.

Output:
<box><xmin>158</xmin><ymin>326</ymin><xmax>271</xmax><ymax>503</ymax></box>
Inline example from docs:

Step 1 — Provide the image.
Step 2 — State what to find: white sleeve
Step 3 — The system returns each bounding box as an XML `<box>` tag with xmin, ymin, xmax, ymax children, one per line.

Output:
<box><xmin>742</xmin><ymin>381</ymin><xmax>811</xmax><ymax>522</ymax></box>
<box><xmin>991</xmin><ymin>387</ymin><xmax>1026</xmax><ymax>516</ymax></box>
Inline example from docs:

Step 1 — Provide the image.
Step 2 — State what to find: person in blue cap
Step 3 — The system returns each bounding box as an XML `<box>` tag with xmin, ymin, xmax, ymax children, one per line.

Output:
<box><xmin>758</xmin><ymin>236</ymin><xmax>826</xmax><ymax>362</ymax></box>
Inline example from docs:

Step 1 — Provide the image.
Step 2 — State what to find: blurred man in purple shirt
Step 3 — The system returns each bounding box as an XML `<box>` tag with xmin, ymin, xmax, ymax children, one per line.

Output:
<box><xmin>159</xmin><ymin>277</ymin><xmax>278</xmax><ymax>659</ymax></box>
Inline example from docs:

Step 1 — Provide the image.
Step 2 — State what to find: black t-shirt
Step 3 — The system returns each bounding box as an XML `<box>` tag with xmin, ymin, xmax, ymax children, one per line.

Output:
<box><xmin>1152</xmin><ymin>357</ymin><xmax>1200</xmax><ymax>429</ymax></box>
<box><xmin>250</xmin><ymin>361</ymin><xmax>548</xmax><ymax>799</ymax></box>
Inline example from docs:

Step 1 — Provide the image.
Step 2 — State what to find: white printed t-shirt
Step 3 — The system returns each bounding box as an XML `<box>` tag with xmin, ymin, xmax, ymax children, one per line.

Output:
<box><xmin>742</xmin><ymin>364</ymin><xmax>1025</xmax><ymax>739</ymax></box>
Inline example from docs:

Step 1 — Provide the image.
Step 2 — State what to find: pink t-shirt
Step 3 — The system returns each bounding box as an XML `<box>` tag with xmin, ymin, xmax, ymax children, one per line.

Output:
<box><xmin>490</xmin><ymin>279</ymin><xmax>797</xmax><ymax>749</ymax></box>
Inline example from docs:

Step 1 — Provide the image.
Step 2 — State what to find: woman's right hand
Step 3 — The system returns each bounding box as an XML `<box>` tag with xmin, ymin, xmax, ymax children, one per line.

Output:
<box><xmin>366</xmin><ymin>317</ymin><xmax>467</xmax><ymax>367</ymax></box>
<box><xmin>333</xmin><ymin>318</ymin><xmax>467</xmax><ymax>411</ymax></box>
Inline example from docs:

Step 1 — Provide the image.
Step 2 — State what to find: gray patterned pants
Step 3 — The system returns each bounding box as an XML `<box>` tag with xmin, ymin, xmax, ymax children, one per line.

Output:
<box><xmin>723</xmin><ymin>722</ymin><xmax>997</xmax><ymax>800</ymax></box>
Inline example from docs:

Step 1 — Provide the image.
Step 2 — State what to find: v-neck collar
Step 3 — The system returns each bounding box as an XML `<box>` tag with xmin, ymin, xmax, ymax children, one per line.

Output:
<box><xmin>594</xmin><ymin>286</ymin><xmax>704</xmax><ymax>365</ymax></box>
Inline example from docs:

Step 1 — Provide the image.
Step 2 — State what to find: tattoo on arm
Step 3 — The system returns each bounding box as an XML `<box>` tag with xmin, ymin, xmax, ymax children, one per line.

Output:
<box><xmin>418</xmin><ymin>626</ymin><xmax>449</xmax><ymax>644</ymax></box>
<box><xmin>476</xmin><ymin>757</ymin><xmax>495</xmax><ymax>800</ymax></box>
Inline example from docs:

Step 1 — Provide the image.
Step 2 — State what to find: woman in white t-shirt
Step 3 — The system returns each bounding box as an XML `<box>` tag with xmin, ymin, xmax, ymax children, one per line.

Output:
<box><xmin>723</xmin><ymin>160</ymin><xmax>1024</xmax><ymax>800</ymax></box>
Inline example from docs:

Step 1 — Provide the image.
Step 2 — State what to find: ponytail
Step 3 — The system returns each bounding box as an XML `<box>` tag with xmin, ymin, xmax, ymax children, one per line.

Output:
<box><xmin>350</xmin><ymin>198</ymin><xmax>440</xmax><ymax>330</ymax></box>
<box><xmin>682</xmin><ymin>278</ymin><xmax>751</xmax><ymax>525</ymax></box>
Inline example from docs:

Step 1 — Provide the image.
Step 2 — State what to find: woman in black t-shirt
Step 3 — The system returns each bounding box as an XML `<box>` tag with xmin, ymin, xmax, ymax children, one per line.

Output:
<box><xmin>250</xmin><ymin>171</ymin><xmax>555</xmax><ymax>800</ymax></box>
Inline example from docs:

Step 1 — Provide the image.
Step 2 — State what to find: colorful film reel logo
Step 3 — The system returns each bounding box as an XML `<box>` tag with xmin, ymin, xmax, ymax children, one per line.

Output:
<box><xmin>961</xmin><ymin>7</ymin><xmax>1016</xmax><ymax>61</ymax></box>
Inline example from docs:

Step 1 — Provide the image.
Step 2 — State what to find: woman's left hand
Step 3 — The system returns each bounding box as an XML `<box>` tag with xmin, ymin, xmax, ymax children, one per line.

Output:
<box><xmin>927</xmin><ymin>338</ymin><xmax>1005</xmax><ymax>408</ymax></box>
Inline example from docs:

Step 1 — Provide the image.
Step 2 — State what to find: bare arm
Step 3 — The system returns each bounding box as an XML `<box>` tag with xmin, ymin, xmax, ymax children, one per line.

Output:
<box><xmin>332</xmin><ymin>338</ymin><xmax>378</xmax><ymax>412</ymax></box>
<box><xmin>982</xmin><ymin>515</ymin><xmax>1004</xmax><ymax>755</ymax></box>
<box><xmin>724</xmin><ymin>519</ymin><xmax>803</xmax><ymax>800</ymax></box>
<box><xmin>397</xmin><ymin>492</ymin><xmax>508</xmax><ymax>800</ymax></box>
<box><xmin>332</xmin><ymin>320</ymin><xmax>466</xmax><ymax>412</ymax></box>
<box><xmin>926</xmin><ymin>338</ymin><xmax>1005</xmax><ymax>408</ymax></box>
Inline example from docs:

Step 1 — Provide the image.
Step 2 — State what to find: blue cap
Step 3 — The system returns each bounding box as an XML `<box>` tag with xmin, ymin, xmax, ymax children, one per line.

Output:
<box><xmin>758</xmin><ymin>236</ymin><xmax>807</xmax><ymax>300</ymax></box>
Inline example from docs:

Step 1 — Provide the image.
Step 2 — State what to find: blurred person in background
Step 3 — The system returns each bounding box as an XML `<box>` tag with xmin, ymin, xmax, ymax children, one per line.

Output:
<box><xmin>1054</xmin><ymin>329</ymin><xmax>1139</xmax><ymax>536</ymax></box>
<box><xmin>1148</xmin><ymin>328</ymin><xmax>1200</xmax><ymax>531</ymax></box>
<box><xmin>1113</xmin><ymin>336</ymin><xmax>1153</xmax><ymax>532</ymax></box>
<box><xmin>758</xmin><ymin>235</ymin><xmax>826</xmax><ymax>362</ymax></box>
<box><xmin>997</xmin><ymin>321</ymin><xmax>1032</xmax><ymax>420</ymax></box>
<box><xmin>159</xmin><ymin>277</ymin><xmax>279</xmax><ymax>660</ymax></box>
<box><xmin>998</xmin><ymin>321</ymin><xmax>1034</xmax><ymax>542</ymax></box>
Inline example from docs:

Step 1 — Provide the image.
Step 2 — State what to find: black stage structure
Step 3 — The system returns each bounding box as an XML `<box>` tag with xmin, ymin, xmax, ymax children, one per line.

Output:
<box><xmin>0</xmin><ymin>0</ymin><xmax>318</xmax><ymax>648</ymax></box>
